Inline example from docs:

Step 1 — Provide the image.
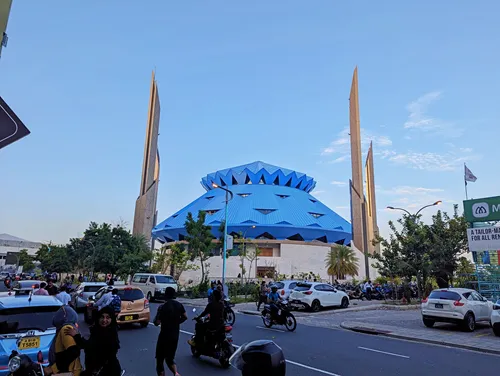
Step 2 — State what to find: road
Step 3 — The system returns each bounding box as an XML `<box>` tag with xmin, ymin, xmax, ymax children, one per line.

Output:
<box><xmin>104</xmin><ymin>302</ymin><xmax>498</xmax><ymax>376</ymax></box>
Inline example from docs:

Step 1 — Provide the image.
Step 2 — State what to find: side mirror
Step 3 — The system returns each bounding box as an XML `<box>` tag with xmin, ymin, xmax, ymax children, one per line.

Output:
<box><xmin>90</xmin><ymin>296</ymin><xmax>95</xmax><ymax>301</ymax></box>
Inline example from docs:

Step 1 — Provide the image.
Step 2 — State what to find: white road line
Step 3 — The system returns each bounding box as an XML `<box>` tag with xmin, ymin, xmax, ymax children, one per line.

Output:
<box><xmin>150</xmin><ymin>323</ymin><xmax>341</xmax><ymax>375</ymax></box>
<box><xmin>256</xmin><ymin>325</ymin><xmax>286</xmax><ymax>333</ymax></box>
<box><xmin>358</xmin><ymin>346</ymin><xmax>410</xmax><ymax>359</ymax></box>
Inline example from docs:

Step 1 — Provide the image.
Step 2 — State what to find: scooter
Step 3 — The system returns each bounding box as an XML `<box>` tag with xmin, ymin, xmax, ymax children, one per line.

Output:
<box><xmin>261</xmin><ymin>300</ymin><xmax>297</xmax><ymax>332</ymax></box>
<box><xmin>224</xmin><ymin>298</ymin><xmax>236</xmax><ymax>326</ymax></box>
<box><xmin>189</xmin><ymin>308</ymin><xmax>235</xmax><ymax>368</ymax></box>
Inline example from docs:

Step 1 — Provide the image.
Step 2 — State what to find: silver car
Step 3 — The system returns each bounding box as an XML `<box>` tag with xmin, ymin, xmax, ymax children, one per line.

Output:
<box><xmin>71</xmin><ymin>282</ymin><xmax>107</xmax><ymax>310</ymax></box>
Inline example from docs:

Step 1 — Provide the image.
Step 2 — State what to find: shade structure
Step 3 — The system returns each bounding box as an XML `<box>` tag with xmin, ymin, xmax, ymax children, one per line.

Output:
<box><xmin>152</xmin><ymin>161</ymin><xmax>352</xmax><ymax>244</ymax></box>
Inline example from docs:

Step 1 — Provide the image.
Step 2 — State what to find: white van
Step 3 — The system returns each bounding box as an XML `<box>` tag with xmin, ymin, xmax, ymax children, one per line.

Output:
<box><xmin>131</xmin><ymin>273</ymin><xmax>178</xmax><ymax>301</ymax></box>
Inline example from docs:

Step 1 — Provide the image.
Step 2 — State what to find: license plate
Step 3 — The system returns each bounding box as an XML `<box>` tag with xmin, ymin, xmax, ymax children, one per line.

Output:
<box><xmin>18</xmin><ymin>336</ymin><xmax>40</xmax><ymax>350</ymax></box>
<box><xmin>124</xmin><ymin>315</ymin><xmax>134</xmax><ymax>321</ymax></box>
<box><xmin>435</xmin><ymin>303</ymin><xmax>443</xmax><ymax>309</ymax></box>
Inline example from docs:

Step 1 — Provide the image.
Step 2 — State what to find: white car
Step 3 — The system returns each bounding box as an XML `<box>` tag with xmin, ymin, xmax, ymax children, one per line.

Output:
<box><xmin>289</xmin><ymin>282</ymin><xmax>350</xmax><ymax>312</ymax></box>
<box><xmin>490</xmin><ymin>299</ymin><xmax>500</xmax><ymax>336</ymax></box>
<box><xmin>131</xmin><ymin>273</ymin><xmax>178</xmax><ymax>302</ymax></box>
<box><xmin>273</xmin><ymin>280</ymin><xmax>301</xmax><ymax>300</ymax></box>
<box><xmin>421</xmin><ymin>288</ymin><xmax>493</xmax><ymax>332</ymax></box>
<box><xmin>71</xmin><ymin>282</ymin><xmax>107</xmax><ymax>311</ymax></box>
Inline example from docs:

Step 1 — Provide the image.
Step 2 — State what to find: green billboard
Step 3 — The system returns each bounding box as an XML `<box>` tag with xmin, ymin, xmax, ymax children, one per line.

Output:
<box><xmin>464</xmin><ymin>196</ymin><xmax>500</xmax><ymax>223</ymax></box>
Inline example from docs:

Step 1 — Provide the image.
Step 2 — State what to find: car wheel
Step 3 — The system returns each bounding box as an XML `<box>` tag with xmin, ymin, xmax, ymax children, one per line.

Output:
<box><xmin>140</xmin><ymin>321</ymin><xmax>149</xmax><ymax>328</ymax></box>
<box><xmin>463</xmin><ymin>312</ymin><xmax>476</xmax><ymax>332</ymax></box>
<box><xmin>493</xmin><ymin>324</ymin><xmax>500</xmax><ymax>337</ymax></box>
<box><xmin>423</xmin><ymin>318</ymin><xmax>435</xmax><ymax>328</ymax></box>
<box><xmin>341</xmin><ymin>297</ymin><xmax>349</xmax><ymax>309</ymax></box>
<box><xmin>311</xmin><ymin>300</ymin><xmax>321</xmax><ymax>312</ymax></box>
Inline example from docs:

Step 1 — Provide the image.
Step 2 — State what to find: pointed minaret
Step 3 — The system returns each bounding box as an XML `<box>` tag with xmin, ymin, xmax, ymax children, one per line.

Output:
<box><xmin>133</xmin><ymin>71</ymin><xmax>161</xmax><ymax>245</ymax></box>
<box><xmin>365</xmin><ymin>141</ymin><xmax>380</xmax><ymax>254</ymax></box>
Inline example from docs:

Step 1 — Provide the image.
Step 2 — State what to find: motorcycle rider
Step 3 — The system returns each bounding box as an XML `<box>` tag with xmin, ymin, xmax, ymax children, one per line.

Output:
<box><xmin>363</xmin><ymin>280</ymin><xmax>373</xmax><ymax>300</ymax></box>
<box><xmin>230</xmin><ymin>339</ymin><xmax>286</xmax><ymax>376</ymax></box>
<box><xmin>188</xmin><ymin>289</ymin><xmax>224</xmax><ymax>347</ymax></box>
<box><xmin>267</xmin><ymin>285</ymin><xmax>281</xmax><ymax>320</ymax></box>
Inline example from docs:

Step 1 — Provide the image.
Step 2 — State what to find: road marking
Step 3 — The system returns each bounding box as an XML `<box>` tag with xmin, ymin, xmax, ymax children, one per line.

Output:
<box><xmin>358</xmin><ymin>346</ymin><xmax>410</xmax><ymax>359</ymax></box>
<box><xmin>474</xmin><ymin>333</ymin><xmax>490</xmax><ymax>338</ymax></box>
<box><xmin>256</xmin><ymin>325</ymin><xmax>287</xmax><ymax>333</ymax></box>
<box><xmin>151</xmin><ymin>323</ymin><xmax>341</xmax><ymax>375</ymax></box>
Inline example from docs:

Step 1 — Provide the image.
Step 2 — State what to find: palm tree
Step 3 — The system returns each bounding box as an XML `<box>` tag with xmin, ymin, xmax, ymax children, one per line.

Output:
<box><xmin>325</xmin><ymin>245</ymin><xmax>359</xmax><ymax>282</ymax></box>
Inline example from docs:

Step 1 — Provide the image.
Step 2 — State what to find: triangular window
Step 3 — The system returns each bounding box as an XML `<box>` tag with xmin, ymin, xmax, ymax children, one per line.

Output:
<box><xmin>245</xmin><ymin>175</ymin><xmax>251</xmax><ymax>184</ymax></box>
<box><xmin>309</xmin><ymin>199</ymin><xmax>317</xmax><ymax>204</ymax></box>
<box><xmin>232</xmin><ymin>176</ymin><xmax>238</xmax><ymax>185</ymax></box>
<box><xmin>287</xmin><ymin>233</ymin><xmax>304</xmax><ymax>241</ymax></box>
<box><xmin>273</xmin><ymin>176</ymin><xmax>280</xmax><ymax>185</ymax></box>
<box><xmin>315</xmin><ymin>236</ymin><xmax>328</xmax><ymax>243</ymax></box>
<box><xmin>276</xmin><ymin>194</ymin><xmax>289</xmax><ymax>199</ymax></box>
<box><xmin>259</xmin><ymin>175</ymin><xmax>265</xmax><ymax>184</ymax></box>
<box><xmin>220</xmin><ymin>178</ymin><xmax>228</xmax><ymax>187</ymax></box>
<box><xmin>206</xmin><ymin>209</ymin><xmax>220</xmax><ymax>215</ymax></box>
<box><xmin>285</xmin><ymin>177</ymin><xmax>292</xmax><ymax>187</ymax></box>
<box><xmin>238</xmin><ymin>193</ymin><xmax>251</xmax><ymax>198</ymax></box>
<box><xmin>255</xmin><ymin>209</ymin><xmax>277</xmax><ymax>215</ymax></box>
<box><xmin>309</xmin><ymin>212</ymin><xmax>324</xmax><ymax>219</ymax></box>
<box><xmin>205</xmin><ymin>196</ymin><xmax>215</xmax><ymax>200</ymax></box>
<box><xmin>276</xmin><ymin>221</ymin><xmax>292</xmax><ymax>225</ymax></box>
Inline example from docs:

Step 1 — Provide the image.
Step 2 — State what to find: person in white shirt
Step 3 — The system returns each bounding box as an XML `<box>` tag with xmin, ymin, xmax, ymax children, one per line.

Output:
<box><xmin>55</xmin><ymin>286</ymin><xmax>71</xmax><ymax>305</ymax></box>
<box><xmin>363</xmin><ymin>280</ymin><xmax>373</xmax><ymax>300</ymax></box>
<box><xmin>95</xmin><ymin>287</ymin><xmax>114</xmax><ymax>311</ymax></box>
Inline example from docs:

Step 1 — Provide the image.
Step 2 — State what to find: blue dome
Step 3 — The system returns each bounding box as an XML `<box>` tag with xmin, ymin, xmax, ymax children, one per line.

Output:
<box><xmin>152</xmin><ymin>161</ymin><xmax>352</xmax><ymax>244</ymax></box>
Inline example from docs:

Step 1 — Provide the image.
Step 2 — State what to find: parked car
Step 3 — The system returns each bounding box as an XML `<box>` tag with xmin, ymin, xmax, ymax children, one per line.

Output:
<box><xmin>0</xmin><ymin>295</ymin><xmax>62</xmax><ymax>375</ymax></box>
<box><xmin>490</xmin><ymin>299</ymin><xmax>500</xmax><ymax>336</ymax></box>
<box><xmin>421</xmin><ymin>288</ymin><xmax>493</xmax><ymax>332</ymax></box>
<box><xmin>9</xmin><ymin>280</ymin><xmax>44</xmax><ymax>296</ymax></box>
<box><xmin>85</xmin><ymin>285</ymin><xmax>150</xmax><ymax>328</ymax></box>
<box><xmin>273</xmin><ymin>280</ymin><xmax>300</xmax><ymax>300</ymax></box>
<box><xmin>289</xmin><ymin>282</ymin><xmax>350</xmax><ymax>312</ymax></box>
<box><xmin>131</xmin><ymin>273</ymin><xmax>177</xmax><ymax>302</ymax></box>
<box><xmin>71</xmin><ymin>282</ymin><xmax>107</xmax><ymax>311</ymax></box>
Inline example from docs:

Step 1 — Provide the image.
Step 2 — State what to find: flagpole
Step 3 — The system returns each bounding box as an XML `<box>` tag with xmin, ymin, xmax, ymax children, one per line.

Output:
<box><xmin>464</xmin><ymin>163</ymin><xmax>469</xmax><ymax>200</ymax></box>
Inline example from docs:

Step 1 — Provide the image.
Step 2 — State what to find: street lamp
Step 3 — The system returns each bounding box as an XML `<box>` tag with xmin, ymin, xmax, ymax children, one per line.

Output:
<box><xmin>386</xmin><ymin>201</ymin><xmax>442</xmax><ymax>219</ymax></box>
<box><xmin>212</xmin><ymin>183</ymin><xmax>234</xmax><ymax>288</ymax></box>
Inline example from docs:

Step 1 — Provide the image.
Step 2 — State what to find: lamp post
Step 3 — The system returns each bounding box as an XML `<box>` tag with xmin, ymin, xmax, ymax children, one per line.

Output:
<box><xmin>386</xmin><ymin>201</ymin><xmax>442</xmax><ymax>221</ymax></box>
<box><xmin>212</xmin><ymin>183</ymin><xmax>234</xmax><ymax>289</ymax></box>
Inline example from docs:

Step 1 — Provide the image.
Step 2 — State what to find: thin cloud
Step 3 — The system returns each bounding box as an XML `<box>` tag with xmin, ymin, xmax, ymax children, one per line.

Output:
<box><xmin>329</xmin><ymin>155</ymin><xmax>350</xmax><ymax>164</ymax></box>
<box><xmin>331</xmin><ymin>180</ymin><xmax>347</xmax><ymax>187</ymax></box>
<box><xmin>381</xmin><ymin>150</ymin><xmax>480</xmax><ymax>172</ymax></box>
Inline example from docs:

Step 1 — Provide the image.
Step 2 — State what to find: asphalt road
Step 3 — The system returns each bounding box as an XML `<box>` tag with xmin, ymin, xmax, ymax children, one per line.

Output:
<box><xmin>95</xmin><ymin>302</ymin><xmax>499</xmax><ymax>376</ymax></box>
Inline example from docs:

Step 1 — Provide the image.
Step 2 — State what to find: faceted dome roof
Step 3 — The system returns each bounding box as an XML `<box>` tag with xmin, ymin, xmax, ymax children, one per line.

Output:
<box><xmin>153</xmin><ymin>162</ymin><xmax>351</xmax><ymax>245</ymax></box>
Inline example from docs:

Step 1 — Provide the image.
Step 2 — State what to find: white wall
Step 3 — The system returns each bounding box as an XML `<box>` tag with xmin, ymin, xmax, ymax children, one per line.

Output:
<box><xmin>177</xmin><ymin>241</ymin><xmax>378</xmax><ymax>285</ymax></box>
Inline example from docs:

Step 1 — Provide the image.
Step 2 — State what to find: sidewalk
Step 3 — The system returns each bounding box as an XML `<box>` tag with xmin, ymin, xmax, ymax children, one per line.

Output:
<box><xmin>341</xmin><ymin>320</ymin><xmax>500</xmax><ymax>355</ymax></box>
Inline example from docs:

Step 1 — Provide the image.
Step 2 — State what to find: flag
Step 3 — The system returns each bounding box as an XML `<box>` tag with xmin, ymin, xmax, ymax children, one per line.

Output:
<box><xmin>465</xmin><ymin>165</ymin><xmax>477</xmax><ymax>183</ymax></box>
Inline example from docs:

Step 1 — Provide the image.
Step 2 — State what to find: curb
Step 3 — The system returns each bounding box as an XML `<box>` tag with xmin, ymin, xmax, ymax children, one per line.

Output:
<box><xmin>340</xmin><ymin>322</ymin><xmax>500</xmax><ymax>356</ymax></box>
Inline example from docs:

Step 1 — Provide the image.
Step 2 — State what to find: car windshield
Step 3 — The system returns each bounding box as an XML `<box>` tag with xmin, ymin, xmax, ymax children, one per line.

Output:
<box><xmin>84</xmin><ymin>285</ymin><xmax>104</xmax><ymax>293</ymax></box>
<box><xmin>155</xmin><ymin>276</ymin><xmax>175</xmax><ymax>284</ymax></box>
<box><xmin>0</xmin><ymin>305</ymin><xmax>60</xmax><ymax>334</ymax></box>
<box><xmin>429</xmin><ymin>291</ymin><xmax>461</xmax><ymax>300</ymax></box>
<box><xmin>274</xmin><ymin>282</ymin><xmax>285</xmax><ymax>289</ymax></box>
<box><xmin>294</xmin><ymin>283</ymin><xmax>311</xmax><ymax>291</ymax></box>
<box><xmin>118</xmin><ymin>289</ymin><xmax>144</xmax><ymax>301</ymax></box>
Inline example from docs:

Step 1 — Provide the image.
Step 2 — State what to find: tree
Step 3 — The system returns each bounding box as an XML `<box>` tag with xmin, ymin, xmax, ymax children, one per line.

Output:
<box><xmin>245</xmin><ymin>244</ymin><xmax>261</xmax><ymax>280</ymax></box>
<box><xmin>184</xmin><ymin>211</ymin><xmax>214</xmax><ymax>284</ymax></box>
<box><xmin>35</xmin><ymin>244</ymin><xmax>71</xmax><ymax>276</ymax></box>
<box><xmin>325</xmin><ymin>245</ymin><xmax>359</xmax><ymax>282</ymax></box>
<box><xmin>153</xmin><ymin>243</ymin><xmax>198</xmax><ymax>280</ymax></box>
<box><xmin>115</xmin><ymin>234</ymin><xmax>152</xmax><ymax>281</ymax></box>
<box><xmin>455</xmin><ymin>256</ymin><xmax>475</xmax><ymax>288</ymax></box>
<box><xmin>18</xmin><ymin>249</ymin><xmax>35</xmax><ymax>272</ymax></box>
<box><xmin>427</xmin><ymin>206</ymin><xmax>468</xmax><ymax>288</ymax></box>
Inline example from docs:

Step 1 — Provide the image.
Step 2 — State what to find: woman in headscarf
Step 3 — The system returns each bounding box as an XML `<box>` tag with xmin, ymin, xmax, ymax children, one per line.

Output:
<box><xmin>65</xmin><ymin>305</ymin><xmax>122</xmax><ymax>376</ymax></box>
<box><xmin>44</xmin><ymin>305</ymin><xmax>82</xmax><ymax>375</ymax></box>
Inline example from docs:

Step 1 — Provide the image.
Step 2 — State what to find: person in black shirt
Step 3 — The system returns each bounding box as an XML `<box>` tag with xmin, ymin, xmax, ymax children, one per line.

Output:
<box><xmin>189</xmin><ymin>289</ymin><xmax>225</xmax><ymax>347</ymax></box>
<box><xmin>154</xmin><ymin>287</ymin><xmax>187</xmax><ymax>376</ymax></box>
<box><xmin>46</xmin><ymin>279</ymin><xmax>58</xmax><ymax>296</ymax></box>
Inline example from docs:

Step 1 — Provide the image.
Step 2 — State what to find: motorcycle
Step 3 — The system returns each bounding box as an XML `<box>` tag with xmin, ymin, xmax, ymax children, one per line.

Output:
<box><xmin>261</xmin><ymin>300</ymin><xmax>297</xmax><ymax>332</ymax></box>
<box><xmin>189</xmin><ymin>309</ymin><xmax>235</xmax><ymax>368</ymax></box>
<box><xmin>7</xmin><ymin>352</ymin><xmax>43</xmax><ymax>376</ymax></box>
<box><xmin>224</xmin><ymin>299</ymin><xmax>236</xmax><ymax>326</ymax></box>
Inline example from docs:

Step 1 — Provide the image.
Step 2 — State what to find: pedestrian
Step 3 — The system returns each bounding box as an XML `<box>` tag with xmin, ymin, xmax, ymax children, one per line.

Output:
<box><xmin>109</xmin><ymin>288</ymin><xmax>122</xmax><ymax>316</ymax></box>
<box><xmin>364</xmin><ymin>280</ymin><xmax>373</xmax><ymax>300</ymax></box>
<box><xmin>65</xmin><ymin>306</ymin><xmax>122</xmax><ymax>376</ymax></box>
<box><xmin>154</xmin><ymin>287</ymin><xmax>187</xmax><ymax>376</ymax></box>
<box><xmin>56</xmin><ymin>286</ymin><xmax>72</xmax><ymax>305</ymax></box>
<box><xmin>34</xmin><ymin>282</ymin><xmax>49</xmax><ymax>296</ymax></box>
<box><xmin>44</xmin><ymin>306</ymin><xmax>82</xmax><ymax>376</ymax></box>
<box><xmin>78</xmin><ymin>273</ymin><xmax>84</xmax><ymax>283</ymax></box>
<box><xmin>46</xmin><ymin>279</ymin><xmax>58</xmax><ymax>296</ymax></box>
<box><xmin>95</xmin><ymin>287</ymin><xmax>114</xmax><ymax>311</ymax></box>
<box><xmin>207</xmin><ymin>281</ymin><xmax>216</xmax><ymax>303</ymax></box>
<box><xmin>71</xmin><ymin>274</ymin><xmax>75</xmax><ymax>283</ymax></box>
<box><xmin>257</xmin><ymin>281</ymin><xmax>268</xmax><ymax>311</ymax></box>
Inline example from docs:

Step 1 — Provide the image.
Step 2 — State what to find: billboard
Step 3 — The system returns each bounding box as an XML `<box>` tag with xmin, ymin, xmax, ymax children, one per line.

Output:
<box><xmin>0</xmin><ymin>96</ymin><xmax>31</xmax><ymax>150</ymax></box>
<box><xmin>467</xmin><ymin>226</ymin><xmax>500</xmax><ymax>252</ymax></box>
<box><xmin>464</xmin><ymin>196</ymin><xmax>500</xmax><ymax>223</ymax></box>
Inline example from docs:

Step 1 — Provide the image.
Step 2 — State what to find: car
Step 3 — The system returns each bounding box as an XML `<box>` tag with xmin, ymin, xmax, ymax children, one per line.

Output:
<box><xmin>130</xmin><ymin>273</ymin><xmax>178</xmax><ymax>302</ymax></box>
<box><xmin>6</xmin><ymin>280</ymin><xmax>44</xmax><ymax>296</ymax></box>
<box><xmin>289</xmin><ymin>282</ymin><xmax>350</xmax><ymax>312</ymax></box>
<box><xmin>491</xmin><ymin>299</ymin><xmax>500</xmax><ymax>336</ymax></box>
<box><xmin>273</xmin><ymin>280</ymin><xmax>301</xmax><ymax>300</ymax></box>
<box><xmin>71</xmin><ymin>282</ymin><xmax>107</xmax><ymax>311</ymax></box>
<box><xmin>421</xmin><ymin>288</ymin><xmax>493</xmax><ymax>332</ymax></box>
<box><xmin>0</xmin><ymin>295</ymin><xmax>63</xmax><ymax>375</ymax></box>
<box><xmin>84</xmin><ymin>285</ymin><xmax>150</xmax><ymax>328</ymax></box>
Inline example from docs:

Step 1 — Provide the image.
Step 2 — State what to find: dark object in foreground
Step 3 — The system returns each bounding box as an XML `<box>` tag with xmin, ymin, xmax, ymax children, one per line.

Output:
<box><xmin>229</xmin><ymin>340</ymin><xmax>286</xmax><ymax>376</ymax></box>
<box><xmin>7</xmin><ymin>351</ymin><xmax>43</xmax><ymax>376</ymax></box>
<box><xmin>0</xmin><ymin>96</ymin><xmax>30</xmax><ymax>150</ymax></box>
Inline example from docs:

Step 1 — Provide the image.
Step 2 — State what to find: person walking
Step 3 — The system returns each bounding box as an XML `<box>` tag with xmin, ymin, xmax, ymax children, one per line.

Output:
<box><xmin>109</xmin><ymin>288</ymin><xmax>122</xmax><ymax>316</ymax></box>
<box><xmin>44</xmin><ymin>306</ymin><xmax>82</xmax><ymax>376</ymax></box>
<box><xmin>56</xmin><ymin>285</ymin><xmax>72</xmax><ymax>305</ymax></box>
<box><xmin>154</xmin><ymin>287</ymin><xmax>187</xmax><ymax>376</ymax></box>
<box><xmin>46</xmin><ymin>279</ymin><xmax>58</xmax><ymax>296</ymax></box>
<box><xmin>257</xmin><ymin>281</ymin><xmax>268</xmax><ymax>311</ymax></box>
<box><xmin>65</xmin><ymin>306</ymin><xmax>122</xmax><ymax>376</ymax></box>
<box><xmin>34</xmin><ymin>282</ymin><xmax>49</xmax><ymax>296</ymax></box>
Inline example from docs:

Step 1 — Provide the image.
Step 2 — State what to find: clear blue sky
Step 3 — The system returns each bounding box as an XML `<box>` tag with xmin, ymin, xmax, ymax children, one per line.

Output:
<box><xmin>1</xmin><ymin>1</ymin><xmax>499</xmax><ymax>243</ymax></box>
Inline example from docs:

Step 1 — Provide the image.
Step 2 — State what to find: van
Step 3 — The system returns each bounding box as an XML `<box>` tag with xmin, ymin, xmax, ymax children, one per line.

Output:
<box><xmin>131</xmin><ymin>273</ymin><xmax>177</xmax><ymax>302</ymax></box>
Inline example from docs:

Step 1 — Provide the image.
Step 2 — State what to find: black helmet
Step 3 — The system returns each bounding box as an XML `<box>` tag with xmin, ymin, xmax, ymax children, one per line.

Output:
<box><xmin>230</xmin><ymin>340</ymin><xmax>285</xmax><ymax>376</ymax></box>
<box><xmin>270</xmin><ymin>285</ymin><xmax>278</xmax><ymax>292</ymax></box>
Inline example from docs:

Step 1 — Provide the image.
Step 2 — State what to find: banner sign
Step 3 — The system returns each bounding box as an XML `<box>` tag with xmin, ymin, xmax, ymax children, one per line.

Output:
<box><xmin>467</xmin><ymin>226</ymin><xmax>500</xmax><ymax>252</ymax></box>
<box><xmin>472</xmin><ymin>251</ymin><xmax>500</xmax><ymax>266</ymax></box>
<box><xmin>463</xmin><ymin>196</ymin><xmax>500</xmax><ymax>223</ymax></box>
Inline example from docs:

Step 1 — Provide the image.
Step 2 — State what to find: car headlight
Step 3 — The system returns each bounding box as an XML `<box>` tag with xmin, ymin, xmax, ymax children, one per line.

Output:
<box><xmin>8</xmin><ymin>355</ymin><xmax>21</xmax><ymax>372</ymax></box>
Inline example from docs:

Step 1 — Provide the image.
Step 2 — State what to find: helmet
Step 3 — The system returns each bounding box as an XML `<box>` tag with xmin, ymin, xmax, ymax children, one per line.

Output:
<box><xmin>230</xmin><ymin>340</ymin><xmax>285</xmax><ymax>376</ymax></box>
<box><xmin>270</xmin><ymin>285</ymin><xmax>278</xmax><ymax>292</ymax></box>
